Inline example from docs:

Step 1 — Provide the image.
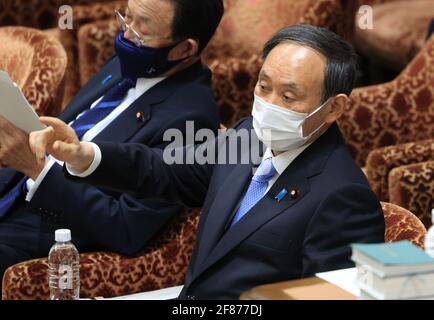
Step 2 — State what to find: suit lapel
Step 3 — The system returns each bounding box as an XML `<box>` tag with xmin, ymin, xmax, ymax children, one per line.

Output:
<box><xmin>60</xmin><ymin>61</ymin><xmax>123</xmax><ymax>123</ymax></box>
<box><xmin>93</xmin><ymin>65</ymin><xmax>193</xmax><ymax>143</ymax></box>
<box><xmin>92</xmin><ymin>91</ymin><xmax>152</xmax><ymax>143</ymax></box>
<box><xmin>193</xmin><ymin>159</ymin><xmax>310</xmax><ymax>279</ymax></box>
<box><xmin>61</xmin><ymin>61</ymin><xmax>204</xmax><ymax>143</ymax></box>
<box><xmin>192</xmin><ymin>162</ymin><xmax>254</xmax><ymax>272</ymax></box>
<box><xmin>191</xmin><ymin>134</ymin><xmax>263</xmax><ymax>272</ymax></box>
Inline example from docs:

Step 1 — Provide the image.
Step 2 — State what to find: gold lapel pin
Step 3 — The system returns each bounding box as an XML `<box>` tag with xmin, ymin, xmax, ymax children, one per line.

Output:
<box><xmin>290</xmin><ymin>188</ymin><xmax>299</xmax><ymax>200</ymax></box>
<box><xmin>136</xmin><ymin>111</ymin><xmax>145</xmax><ymax>122</ymax></box>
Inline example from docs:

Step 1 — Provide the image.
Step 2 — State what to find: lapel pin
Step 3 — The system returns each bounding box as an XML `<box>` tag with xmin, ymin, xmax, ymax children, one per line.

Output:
<box><xmin>136</xmin><ymin>111</ymin><xmax>146</xmax><ymax>122</ymax></box>
<box><xmin>101</xmin><ymin>74</ymin><xmax>113</xmax><ymax>85</ymax></box>
<box><xmin>290</xmin><ymin>188</ymin><xmax>299</xmax><ymax>200</ymax></box>
<box><xmin>275</xmin><ymin>188</ymin><xmax>288</xmax><ymax>202</ymax></box>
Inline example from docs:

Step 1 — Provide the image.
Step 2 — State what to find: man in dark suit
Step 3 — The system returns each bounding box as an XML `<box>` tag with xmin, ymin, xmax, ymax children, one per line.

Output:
<box><xmin>0</xmin><ymin>0</ymin><xmax>223</xmax><ymax>285</ymax></box>
<box><xmin>31</xmin><ymin>25</ymin><xmax>385</xmax><ymax>299</ymax></box>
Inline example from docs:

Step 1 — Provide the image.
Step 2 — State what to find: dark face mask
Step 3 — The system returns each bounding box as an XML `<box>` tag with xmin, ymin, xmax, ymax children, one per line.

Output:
<box><xmin>114</xmin><ymin>31</ymin><xmax>189</xmax><ymax>79</ymax></box>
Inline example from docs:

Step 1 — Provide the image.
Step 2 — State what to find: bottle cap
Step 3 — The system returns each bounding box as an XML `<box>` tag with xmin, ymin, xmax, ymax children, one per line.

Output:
<box><xmin>55</xmin><ymin>229</ymin><xmax>71</xmax><ymax>242</ymax></box>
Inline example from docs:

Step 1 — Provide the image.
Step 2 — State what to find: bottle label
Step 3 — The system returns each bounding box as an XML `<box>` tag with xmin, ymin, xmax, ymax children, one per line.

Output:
<box><xmin>58</xmin><ymin>265</ymin><xmax>73</xmax><ymax>290</ymax></box>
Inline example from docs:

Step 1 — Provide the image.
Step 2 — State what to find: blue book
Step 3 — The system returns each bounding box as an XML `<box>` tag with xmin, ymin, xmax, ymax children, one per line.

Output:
<box><xmin>351</xmin><ymin>241</ymin><xmax>434</xmax><ymax>277</ymax></box>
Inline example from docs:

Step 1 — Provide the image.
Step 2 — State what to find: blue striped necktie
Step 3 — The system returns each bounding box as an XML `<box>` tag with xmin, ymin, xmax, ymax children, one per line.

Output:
<box><xmin>0</xmin><ymin>78</ymin><xmax>136</xmax><ymax>220</ymax></box>
<box><xmin>230</xmin><ymin>158</ymin><xmax>277</xmax><ymax>227</ymax></box>
<box><xmin>71</xmin><ymin>78</ymin><xmax>136</xmax><ymax>139</ymax></box>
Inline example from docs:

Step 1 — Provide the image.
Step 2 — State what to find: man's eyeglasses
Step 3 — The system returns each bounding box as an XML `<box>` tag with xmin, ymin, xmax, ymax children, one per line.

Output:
<box><xmin>115</xmin><ymin>9</ymin><xmax>148</xmax><ymax>47</ymax></box>
<box><xmin>115</xmin><ymin>9</ymin><xmax>173</xmax><ymax>47</ymax></box>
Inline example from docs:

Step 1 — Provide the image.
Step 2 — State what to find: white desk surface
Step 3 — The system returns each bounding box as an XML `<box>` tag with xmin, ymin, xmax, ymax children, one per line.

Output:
<box><xmin>103</xmin><ymin>268</ymin><xmax>359</xmax><ymax>300</ymax></box>
<box><xmin>102</xmin><ymin>285</ymin><xmax>184</xmax><ymax>300</ymax></box>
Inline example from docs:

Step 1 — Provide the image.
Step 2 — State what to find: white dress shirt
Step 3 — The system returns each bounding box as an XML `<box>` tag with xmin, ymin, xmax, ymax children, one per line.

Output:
<box><xmin>25</xmin><ymin>76</ymin><xmax>166</xmax><ymax>202</ymax></box>
<box><xmin>261</xmin><ymin>145</ymin><xmax>311</xmax><ymax>193</ymax></box>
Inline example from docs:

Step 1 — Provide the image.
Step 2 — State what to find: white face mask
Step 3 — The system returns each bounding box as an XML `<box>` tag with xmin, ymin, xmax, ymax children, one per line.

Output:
<box><xmin>252</xmin><ymin>94</ymin><xmax>330</xmax><ymax>151</ymax></box>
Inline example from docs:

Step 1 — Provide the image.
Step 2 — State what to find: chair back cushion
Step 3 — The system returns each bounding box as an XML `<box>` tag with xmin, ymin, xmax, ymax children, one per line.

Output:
<box><xmin>2</xmin><ymin>207</ymin><xmax>201</xmax><ymax>300</ymax></box>
<box><xmin>0</xmin><ymin>26</ymin><xmax>67</xmax><ymax>115</ymax></box>
<box><xmin>339</xmin><ymin>35</ymin><xmax>434</xmax><ymax>166</ymax></box>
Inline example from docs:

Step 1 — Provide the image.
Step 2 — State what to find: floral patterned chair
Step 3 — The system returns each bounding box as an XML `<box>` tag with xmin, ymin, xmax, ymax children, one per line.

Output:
<box><xmin>382</xmin><ymin>202</ymin><xmax>427</xmax><ymax>249</ymax></box>
<box><xmin>47</xmin><ymin>1</ymin><xmax>127</xmax><ymax>109</ymax></box>
<box><xmin>354</xmin><ymin>0</ymin><xmax>434</xmax><ymax>70</ymax></box>
<box><xmin>2</xmin><ymin>207</ymin><xmax>201</xmax><ymax>300</ymax></box>
<box><xmin>338</xmin><ymin>34</ymin><xmax>434</xmax><ymax>168</ymax></box>
<box><xmin>0</xmin><ymin>26</ymin><xmax>67</xmax><ymax>116</ymax></box>
<box><xmin>3</xmin><ymin>203</ymin><xmax>427</xmax><ymax>299</ymax></box>
<box><xmin>365</xmin><ymin>140</ymin><xmax>434</xmax><ymax>203</ymax></box>
<box><xmin>388</xmin><ymin>160</ymin><xmax>434</xmax><ymax>229</ymax></box>
<box><xmin>0</xmin><ymin>0</ymin><xmax>127</xmax><ymax>110</ymax></box>
<box><xmin>75</xmin><ymin>0</ymin><xmax>355</xmax><ymax>127</ymax></box>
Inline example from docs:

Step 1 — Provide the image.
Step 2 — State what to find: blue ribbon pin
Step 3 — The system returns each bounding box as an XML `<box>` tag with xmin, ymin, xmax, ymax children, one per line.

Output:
<box><xmin>275</xmin><ymin>188</ymin><xmax>288</xmax><ymax>202</ymax></box>
<box><xmin>101</xmin><ymin>74</ymin><xmax>113</xmax><ymax>85</ymax></box>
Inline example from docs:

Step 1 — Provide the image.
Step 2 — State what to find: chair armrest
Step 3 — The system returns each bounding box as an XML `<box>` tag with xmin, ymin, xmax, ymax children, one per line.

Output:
<box><xmin>364</xmin><ymin>139</ymin><xmax>434</xmax><ymax>201</ymax></box>
<box><xmin>2</xmin><ymin>207</ymin><xmax>201</xmax><ymax>300</ymax></box>
<box><xmin>382</xmin><ymin>202</ymin><xmax>426</xmax><ymax>249</ymax></box>
<box><xmin>388</xmin><ymin>160</ymin><xmax>434</xmax><ymax>229</ymax></box>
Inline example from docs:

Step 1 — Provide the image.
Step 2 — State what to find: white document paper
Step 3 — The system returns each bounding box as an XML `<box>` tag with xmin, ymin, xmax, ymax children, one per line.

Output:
<box><xmin>102</xmin><ymin>285</ymin><xmax>184</xmax><ymax>300</ymax></box>
<box><xmin>0</xmin><ymin>70</ymin><xmax>45</xmax><ymax>134</ymax></box>
<box><xmin>316</xmin><ymin>267</ymin><xmax>360</xmax><ymax>297</ymax></box>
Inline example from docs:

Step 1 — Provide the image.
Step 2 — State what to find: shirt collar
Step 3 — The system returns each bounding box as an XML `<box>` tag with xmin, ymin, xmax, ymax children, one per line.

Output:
<box><xmin>135</xmin><ymin>77</ymin><xmax>167</xmax><ymax>99</ymax></box>
<box><xmin>263</xmin><ymin>143</ymin><xmax>312</xmax><ymax>175</ymax></box>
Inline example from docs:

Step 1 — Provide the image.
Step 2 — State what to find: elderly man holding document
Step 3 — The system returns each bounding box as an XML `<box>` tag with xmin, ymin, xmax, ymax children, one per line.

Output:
<box><xmin>0</xmin><ymin>0</ymin><xmax>224</xmax><ymax>290</ymax></box>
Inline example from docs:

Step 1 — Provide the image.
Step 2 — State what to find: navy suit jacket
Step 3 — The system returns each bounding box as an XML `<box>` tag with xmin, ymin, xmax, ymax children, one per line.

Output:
<box><xmin>0</xmin><ymin>56</ymin><xmax>219</xmax><ymax>256</ymax></box>
<box><xmin>65</xmin><ymin>118</ymin><xmax>385</xmax><ymax>299</ymax></box>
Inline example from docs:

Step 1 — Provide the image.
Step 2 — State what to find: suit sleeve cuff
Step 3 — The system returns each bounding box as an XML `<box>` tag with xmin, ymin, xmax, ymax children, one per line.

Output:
<box><xmin>25</xmin><ymin>159</ymin><xmax>56</xmax><ymax>202</ymax></box>
<box><xmin>66</xmin><ymin>142</ymin><xmax>102</xmax><ymax>178</ymax></box>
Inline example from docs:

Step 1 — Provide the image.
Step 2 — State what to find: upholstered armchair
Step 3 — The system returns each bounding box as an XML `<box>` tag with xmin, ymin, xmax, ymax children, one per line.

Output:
<box><xmin>0</xmin><ymin>0</ymin><xmax>120</xmax><ymax>28</ymax></box>
<box><xmin>365</xmin><ymin>140</ymin><xmax>434</xmax><ymax>202</ymax></box>
<box><xmin>0</xmin><ymin>0</ymin><xmax>127</xmax><ymax>110</ymax></box>
<box><xmin>2</xmin><ymin>207</ymin><xmax>200</xmax><ymax>300</ymax></box>
<box><xmin>0</xmin><ymin>26</ymin><xmax>67</xmax><ymax>116</ymax></box>
<box><xmin>355</xmin><ymin>0</ymin><xmax>434</xmax><ymax>70</ymax></box>
<box><xmin>202</xmin><ymin>0</ymin><xmax>355</xmax><ymax>63</ymax></box>
<box><xmin>3</xmin><ymin>202</ymin><xmax>427</xmax><ymax>299</ymax></box>
<box><xmin>338</xmin><ymin>34</ymin><xmax>434</xmax><ymax>168</ymax></box>
<box><xmin>48</xmin><ymin>0</ymin><xmax>126</xmax><ymax>109</ymax></box>
<box><xmin>389</xmin><ymin>160</ymin><xmax>434</xmax><ymax>229</ymax></box>
<box><xmin>382</xmin><ymin>202</ymin><xmax>427</xmax><ymax>249</ymax></box>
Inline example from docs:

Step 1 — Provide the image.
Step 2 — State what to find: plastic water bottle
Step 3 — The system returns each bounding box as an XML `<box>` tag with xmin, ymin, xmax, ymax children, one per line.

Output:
<box><xmin>48</xmin><ymin>229</ymin><xmax>80</xmax><ymax>300</ymax></box>
<box><xmin>424</xmin><ymin>209</ymin><xmax>434</xmax><ymax>258</ymax></box>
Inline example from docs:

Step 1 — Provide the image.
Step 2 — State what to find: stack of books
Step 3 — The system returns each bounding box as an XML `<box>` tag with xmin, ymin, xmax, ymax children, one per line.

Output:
<box><xmin>351</xmin><ymin>241</ymin><xmax>434</xmax><ymax>300</ymax></box>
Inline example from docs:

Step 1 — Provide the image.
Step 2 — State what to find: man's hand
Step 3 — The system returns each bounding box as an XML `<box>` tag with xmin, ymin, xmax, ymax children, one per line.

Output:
<box><xmin>29</xmin><ymin>117</ymin><xmax>95</xmax><ymax>174</ymax></box>
<box><xmin>0</xmin><ymin>116</ymin><xmax>47</xmax><ymax>180</ymax></box>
